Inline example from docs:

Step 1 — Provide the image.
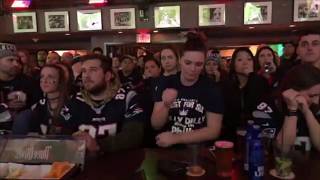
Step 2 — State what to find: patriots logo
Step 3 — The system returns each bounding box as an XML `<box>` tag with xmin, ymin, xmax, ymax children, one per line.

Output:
<box><xmin>60</xmin><ymin>106</ymin><xmax>71</xmax><ymax>121</ymax></box>
<box><xmin>262</xmin><ymin>128</ymin><xmax>276</xmax><ymax>138</ymax></box>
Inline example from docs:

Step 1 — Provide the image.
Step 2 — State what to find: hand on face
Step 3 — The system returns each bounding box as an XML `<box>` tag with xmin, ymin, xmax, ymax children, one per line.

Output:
<box><xmin>296</xmin><ymin>95</ymin><xmax>310</xmax><ymax>113</ymax></box>
<box><xmin>156</xmin><ymin>131</ymin><xmax>177</xmax><ymax>147</ymax></box>
<box><xmin>7</xmin><ymin>91</ymin><xmax>27</xmax><ymax>110</ymax></box>
<box><xmin>73</xmin><ymin>131</ymin><xmax>100</xmax><ymax>152</ymax></box>
<box><xmin>162</xmin><ymin>88</ymin><xmax>178</xmax><ymax>107</ymax></box>
<box><xmin>282</xmin><ymin>89</ymin><xmax>299</xmax><ymax>110</ymax></box>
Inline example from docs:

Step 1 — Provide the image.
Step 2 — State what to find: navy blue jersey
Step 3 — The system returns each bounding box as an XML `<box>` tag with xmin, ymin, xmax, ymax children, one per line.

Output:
<box><xmin>254</xmin><ymin>97</ymin><xmax>314</xmax><ymax>138</ymax></box>
<box><xmin>154</xmin><ymin>73</ymin><xmax>224</xmax><ymax>133</ymax></box>
<box><xmin>60</xmin><ymin>87</ymin><xmax>144</xmax><ymax>139</ymax></box>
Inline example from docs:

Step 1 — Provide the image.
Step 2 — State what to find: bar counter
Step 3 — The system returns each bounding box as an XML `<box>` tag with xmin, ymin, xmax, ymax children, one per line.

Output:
<box><xmin>75</xmin><ymin>148</ymin><xmax>320</xmax><ymax>180</ymax></box>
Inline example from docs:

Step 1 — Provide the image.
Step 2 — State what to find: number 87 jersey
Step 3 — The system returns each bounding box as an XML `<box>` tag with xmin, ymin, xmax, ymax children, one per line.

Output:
<box><xmin>60</xmin><ymin>87</ymin><xmax>144</xmax><ymax>139</ymax></box>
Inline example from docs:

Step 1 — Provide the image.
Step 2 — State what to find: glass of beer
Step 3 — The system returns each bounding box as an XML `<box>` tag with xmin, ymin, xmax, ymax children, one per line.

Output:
<box><xmin>214</xmin><ymin>141</ymin><xmax>234</xmax><ymax>177</ymax></box>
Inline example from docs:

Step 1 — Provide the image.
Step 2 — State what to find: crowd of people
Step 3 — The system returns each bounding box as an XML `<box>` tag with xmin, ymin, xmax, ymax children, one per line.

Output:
<box><xmin>0</xmin><ymin>31</ymin><xmax>319</xmax><ymax>155</ymax></box>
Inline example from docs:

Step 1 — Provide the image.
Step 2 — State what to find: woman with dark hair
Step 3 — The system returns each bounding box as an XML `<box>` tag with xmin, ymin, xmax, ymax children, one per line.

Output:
<box><xmin>275</xmin><ymin>64</ymin><xmax>320</xmax><ymax>151</ymax></box>
<box><xmin>221</xmin><ymin>47</ymin><xmax>269</xmax><ymax>142</ymax></box>
<box><xmin>256</xmin><ymin>46</ymin><xmax>279</xmax><ymax>88</ymax></box>
<box><xmin>30</xmin><ymin>64</ymin><xmax>70</xmax><ymax>135</ymax></box>
<box><xmin>160</xmin><ymin>47</ymin><xmax>179</xmax><ymax>76</ymax></box>
<box><xmin>140</xmin><ymin>57</ymin><xmax>162</xmax><ymax>147</ymax></box>
<box><xmin>151</xmin><ymin>32</ymin><xmax>224</xmax><ymax>147</ymax></box>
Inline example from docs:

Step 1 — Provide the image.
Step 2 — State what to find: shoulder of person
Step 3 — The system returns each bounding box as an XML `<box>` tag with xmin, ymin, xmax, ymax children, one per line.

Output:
<box><xmin>31</xmin><ymin>98</ymin><xmax>47</xmax><ymax>110</ymax></box>
<box><xmin>73</xmin><ymin>92</ymin><xmax>86</xmax><ymax>103</ymax></box>
<box><xmin>114</xmin><ymin>86</ymin><xmax>138</xmax><ymax>102</ymax></box>
<box><xmin>248</xmin><ymin>73</ymin><xmax>269</xmax><ymax>86</ymax></box>
<box><xmin>159</xmin><ymin>74</ymin><xmax>180</xmax><ymax>88</ymax></box>
<box><xmin>199</xmin><ymin>75</ymin><xmax>217</xmax><ymax>87</ymax></box>
<box><xmin>255</xmin><ymin>96</ymin><xmax>277</xmax><ymax>114</ymax></box>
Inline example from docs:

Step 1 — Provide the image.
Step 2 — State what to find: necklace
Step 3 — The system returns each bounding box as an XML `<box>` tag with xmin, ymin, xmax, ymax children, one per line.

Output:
<box><xmin>47</xmin><ymin>96</ymin><xmax>60</xmax><ymax>101</ymax></box>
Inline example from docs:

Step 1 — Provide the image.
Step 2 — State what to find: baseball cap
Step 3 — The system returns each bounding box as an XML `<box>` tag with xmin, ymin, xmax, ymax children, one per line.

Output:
<box><xmin>0</xmin><ymin>43</ymin><xmax>17</xmax><ymax>59</ymax></box>
<box><xmin>207</xmin><ymin>50</ymin><xmax>221</xmax><ymax>63</ymax></box>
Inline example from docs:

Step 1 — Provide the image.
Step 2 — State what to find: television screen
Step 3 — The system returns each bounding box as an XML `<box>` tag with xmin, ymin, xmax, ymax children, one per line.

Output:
<box><xmin>154</xmin><ymin>6</ymin><xmax>180</xmax><ymax>28</ymax></box>
<box><xmin>77</xmin><ymin>9</ymin><xmax>102</xmax><ymax>31</ymax></box>
<box><xmin>244</xmin><ymin>2</ymin><xmax>272</xmax><ymax>25</ymax></box>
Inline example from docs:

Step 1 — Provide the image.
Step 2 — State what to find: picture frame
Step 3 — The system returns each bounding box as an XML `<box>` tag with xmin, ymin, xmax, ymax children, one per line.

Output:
<box><xmin>110</xmin><ymin>8</ymin><xmax>136</xmax><ymax>29</ymax></box>
<box><xmin>244</xmin><ymin>1</ymin><xmax>272</xmax><ymax>25</ymax></box>
<box><xmin>77</xmin><ymin>9</ymin><xmax>102</xmax><ymax>31</ymax></box>
<box><xmin>294</xmin><ymin>0</ymin><xmax>320</xmax><ymax>22</ymax></box>
<box><xmin>154</xmin><ymin>6</ymin><xmax>180</xmax><ymax>28</ymax></box>
<box><xmin>12</xmin><ymin>12</ymin><xmax>37</xmax><ymax>33</ymax></box>
<box><xmin>199</xmin><ymin>4</ymin><xmax>226</xmax><ymax>26</ymax></box>
<box><xmin>44</xmin><ymin>11</ymin><xmax>69</xmax><ymax>32</ymax></box>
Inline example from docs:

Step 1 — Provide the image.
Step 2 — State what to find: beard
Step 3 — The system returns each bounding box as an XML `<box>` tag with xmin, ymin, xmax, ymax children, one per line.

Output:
<box><xmin>85</xmin><ymin>81</ymin><xmax>107</xmax><ymax>95</ymax></box>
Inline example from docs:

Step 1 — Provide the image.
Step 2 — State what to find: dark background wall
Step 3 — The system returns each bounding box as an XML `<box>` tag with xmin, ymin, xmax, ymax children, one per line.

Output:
<box><xmin>0</xmin><ymin>0</ymin><xmax>317</xmax><ymax>50</ymax></box>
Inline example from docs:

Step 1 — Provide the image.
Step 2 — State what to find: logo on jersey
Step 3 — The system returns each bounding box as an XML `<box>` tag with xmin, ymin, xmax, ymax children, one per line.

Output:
<box><xmin>60</xmin><ymin>106</ymin><xmax>71</xmax><ymax>121</ymax></box>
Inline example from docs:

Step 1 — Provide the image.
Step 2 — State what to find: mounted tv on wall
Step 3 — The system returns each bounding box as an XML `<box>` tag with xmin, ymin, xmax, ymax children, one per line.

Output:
<box><xmin>244</xmin><ymin>1</ymin><xmax>272</xmax><ymax>25</ymax></box>
<box><xmin>154</xmin><ymin>6</ymin><xmax>180</xmax><ymax>28</ymax></box>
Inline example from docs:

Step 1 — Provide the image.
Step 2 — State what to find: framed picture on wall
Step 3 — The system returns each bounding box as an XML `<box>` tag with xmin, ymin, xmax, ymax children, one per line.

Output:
<box><xmin>294</xmin><ymin>0</ymin><xmax>320</xmax><ymax>22</ymax></box>
<box><xmin>154</xmin><ymin>6</ymin><xmax>180</xmax><ymax>28</ymax></box>
<box><xmin>45</xmin><ymin>11</ymin><xmax>69</xmax><ymax>32</ymax></box>
<box><xmin>110</xmin><ymin>8</ymin><xmax>136</xmax><ymax>29</ymax></box>
<box><xmin>12</xmin><ymin>12</ymin><xmax>37</xmax><ymax>33</ymax></box>
<box><xmin>199</xmin><ymin>4</ymin><xmax>226</xmax><ymax>26</ymax></box>
<box><xmin>77</xmin><ymin>9</ymin><xmax>102</xmax><ymax>31</ymax></box>
<box><xmin>244</xmin><ymin>1</ymin><xmax>272</xmax><ymax>25</ymax></box>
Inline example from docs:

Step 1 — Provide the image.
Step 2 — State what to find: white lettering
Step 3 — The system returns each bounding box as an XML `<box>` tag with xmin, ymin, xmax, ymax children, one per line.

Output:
<box><xmin>195</xmin><ymin>104</ymin><xmax>204</xmax><ymax>113</ymax></box>
<box><xmin>15</xmin><ymin>146</ymin><xmax>52</xmax><ymax>161</ymax></box>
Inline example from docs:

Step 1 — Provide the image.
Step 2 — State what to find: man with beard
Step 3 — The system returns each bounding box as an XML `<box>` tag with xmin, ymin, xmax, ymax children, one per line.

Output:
<box><xmin>0</xmin><ymin>43</ymin><xmax>40</xmax><ymax>131</ymax></box>
<box><xmin>60</xmin><ymin>54</ymin><xmax>144</xmax><ymax>153</ymax></box>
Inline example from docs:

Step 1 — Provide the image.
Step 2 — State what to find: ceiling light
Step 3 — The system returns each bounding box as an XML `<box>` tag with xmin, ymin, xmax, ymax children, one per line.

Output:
<box><xmin>89</xmin><ymin>0</ymin><xmax>108</xmax><ymax>4</ymax></box>
<box><xmin>153</xmin><ymin>30</ymin><xmax>159</xmax><ymax>33</ymax></box>
<box><xmin>11</xmin><ymin>0</ymin><xmax>31</xmax><ymax>8</ymax></box>
<box><xmin>248</xmin><ymin>26</ymin><xmax>255</xmax><ymax>29</ymax></box>
<box><xmin>65</xmin><ymin>33</ymin><xmax>71</xmax><ymax>36</ymax></box>
<box><xmin>289</xmin><ymin>24</ymin><xmax>296</xmax><ymax>28</ymax></box>
<box><xmin>118</xmin><ymin>31</ymin><xmax>123</xmax><ymax>34</ymax></box>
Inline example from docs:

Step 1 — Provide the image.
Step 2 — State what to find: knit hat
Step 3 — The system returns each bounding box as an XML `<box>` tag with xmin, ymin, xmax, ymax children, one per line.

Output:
<box><xmin>0</xmin><ymin>43</ymin><xmax>17</xmax><ymax>59</ymax></box>
<box><xmin>207</xmin><ymin>50</ymin><xmax>221</xmax><ymax>63</ymax></box>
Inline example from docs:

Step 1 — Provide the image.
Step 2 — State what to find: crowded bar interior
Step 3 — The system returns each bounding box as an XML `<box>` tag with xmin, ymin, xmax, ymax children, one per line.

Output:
<box><xmin>0</xmin><ymin>0</ymin><xmax>320</xmax><ymax>179</ymax></box>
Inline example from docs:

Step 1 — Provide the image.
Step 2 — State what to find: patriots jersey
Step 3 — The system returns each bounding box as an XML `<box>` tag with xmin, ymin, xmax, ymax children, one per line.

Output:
<box><xmin>60</xmin><ymin>87</ymin><xmax>144</xmax><ymax>139</ymax></box>
<box><xmin>254</xmin><ymin>99</ymin><xmax>281</xmax><ymax>139</ymax></box>
<box><xmin>254</xmin><ymin>96</ymin><xmax>310</xmax><ymax>138</ymax></box>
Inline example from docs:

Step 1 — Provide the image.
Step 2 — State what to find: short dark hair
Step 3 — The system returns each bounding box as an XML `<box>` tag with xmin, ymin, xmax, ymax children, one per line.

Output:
<box><xmin>144</xmin><ymin>57</ymin><xmax>161</xmax><ymax>68</ymax></box>
<box><xmin>80</xmin><ymin>54</ymin><xmax>112</xmax><ymax>73</ymax></box>
<box><xmin>282</xmin><ymin>41</ymin><xmax>296</xmax><ymax>48</ymax></box>
<box><xmin>92</xmin><ymin>47</ymin><xmax>103</xmax><ymax>54</ymax></box>
<box><xmin>298</xmin><ymin>31</ymin><xmax>320</xmax><ymax>43</ymax></box>
<box><xmin>280</xmin><ymin>64</ymin><xmax>320</xmax><ymax>92</ymax></box>
<box><xmin>120</xmin><ymin>54</ymin><xmax>136</xmax><ymax>63</ymax></box>
<box><xmin>37</xmin><ymin>49</ymin><xmax>48</xmax><ymax>54</ymax></box>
